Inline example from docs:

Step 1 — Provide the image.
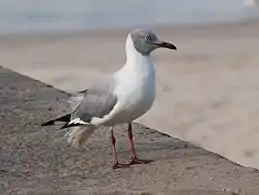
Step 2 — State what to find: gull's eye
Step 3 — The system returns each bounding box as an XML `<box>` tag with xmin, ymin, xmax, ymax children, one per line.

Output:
<box><xmin>145</xmin><ymin>36</ymin><xmax>152</xmax><ymax>41</ymax></box>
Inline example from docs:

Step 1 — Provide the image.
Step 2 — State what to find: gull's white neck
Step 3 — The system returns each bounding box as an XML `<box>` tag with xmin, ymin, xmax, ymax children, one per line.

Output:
<box><xmin>119</xmin><ymin>34</ymin><xmax>155</xmax><ymax>78</ymax></box>
<box><xmin>125</xmin><ymin>34</ymin><xmax>152</xmax><ymax>66</ymax></box>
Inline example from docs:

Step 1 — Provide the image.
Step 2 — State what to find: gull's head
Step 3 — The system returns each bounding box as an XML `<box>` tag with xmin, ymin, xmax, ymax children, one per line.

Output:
<box><xmin>129</xmin><ymin>29</ymin><xmax>177</xmax><ymax>56</ymax></box>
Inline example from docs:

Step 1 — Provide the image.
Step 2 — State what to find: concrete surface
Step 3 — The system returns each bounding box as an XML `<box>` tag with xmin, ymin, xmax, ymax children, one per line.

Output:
<box><xmin>1</xmin><ymin>67</ymin><xmax>259</xmax><ymax>195</ymax></box>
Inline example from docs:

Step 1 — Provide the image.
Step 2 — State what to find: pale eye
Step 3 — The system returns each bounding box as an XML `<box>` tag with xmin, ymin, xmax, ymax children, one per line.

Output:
<box><xmin>145</xmin><ymin>36</ymin><xmax>152</xmax><ymax>41</ymax></box>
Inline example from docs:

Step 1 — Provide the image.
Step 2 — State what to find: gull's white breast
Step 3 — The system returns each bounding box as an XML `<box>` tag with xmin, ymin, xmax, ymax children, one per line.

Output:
<box><xmin>112</xmin><ymin>55</ymin><xmax>156</xmax><ymax>123</ymax></box>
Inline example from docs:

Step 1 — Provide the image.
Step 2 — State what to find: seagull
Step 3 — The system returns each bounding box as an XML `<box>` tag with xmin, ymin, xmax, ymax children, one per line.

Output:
<box><xmin>42</xmin><ymin>29</ymin><xmax>177</xmax><ymax>169</ymax></box>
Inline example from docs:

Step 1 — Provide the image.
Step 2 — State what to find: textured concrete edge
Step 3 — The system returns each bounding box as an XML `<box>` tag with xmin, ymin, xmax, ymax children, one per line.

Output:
<box><xmin>0</xmin><ymin>65</ymin><xmax>252</xmax><ymax>171</ymax></box>
<box><xmin>0</xmin><ymin>65</ymin><xmax>70</xmax><ymax>95</ymax></box>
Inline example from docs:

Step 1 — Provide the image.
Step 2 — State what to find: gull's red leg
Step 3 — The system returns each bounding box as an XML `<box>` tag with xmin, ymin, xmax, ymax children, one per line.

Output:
<box><xmin>110</xmin><ymin>127</ymin><xmax>129</xmax><ymax>169</ymax></box>
<box><xmin>127</xmin><ymin>123</ymin><xmax>153</xmax><ymax>165</ymax></box>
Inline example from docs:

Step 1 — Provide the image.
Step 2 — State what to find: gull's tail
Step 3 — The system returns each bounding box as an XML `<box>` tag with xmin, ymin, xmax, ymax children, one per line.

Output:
<box><xmin>65</xmin><ymin>126</ymin><xmax>96</xmax><ymax>147</ymax></box>
<box><xmin>41</xmin><ymin>114</ymin><xmax>71</xmax><ymax>126</ymax></box>
<box><xmin>42</xmin><ymin>114</ymin><xmax>95</xmax><ymax>147</ymax></box>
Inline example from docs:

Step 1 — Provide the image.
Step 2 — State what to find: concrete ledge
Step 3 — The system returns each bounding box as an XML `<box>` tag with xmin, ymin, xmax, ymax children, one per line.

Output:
<box><xmin>1</xmin><ymin>66</ymin><xmax>259</xmax><ymax>195</ymax></box>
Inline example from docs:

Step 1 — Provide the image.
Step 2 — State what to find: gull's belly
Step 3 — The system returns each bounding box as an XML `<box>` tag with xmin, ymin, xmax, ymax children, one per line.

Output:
<box><xmin>129</xmin><ymin>82</ymin><xmax>155</xmax><ymax>119</ymax></box>
<box><xmin>114</xmin><ymin>75</ymin><xmax>155</xmax><ymax>123</ymax></box>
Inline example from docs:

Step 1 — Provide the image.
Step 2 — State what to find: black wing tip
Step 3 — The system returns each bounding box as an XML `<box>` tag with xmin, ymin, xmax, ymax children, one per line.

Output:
<box><xmin>41</xmin><ymin>114</ymin><xmax>71</xmax><ymax>127</ymax></box>
<box><xmin>60</xmin><ymin>123</ymin><xmax>83</xmax><ymax>129</ymax></box>
<box><xmin>41</xmin><ymin>120</ymin><xmax>55</xmax><ymax>126</ymax></box>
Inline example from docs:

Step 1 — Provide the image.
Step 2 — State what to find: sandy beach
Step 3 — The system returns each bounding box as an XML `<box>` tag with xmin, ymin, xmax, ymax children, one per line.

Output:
<box><xmin>1</xmin><ymin>20</ymin><xmax>259</xmax><ymax>169</ymax></box>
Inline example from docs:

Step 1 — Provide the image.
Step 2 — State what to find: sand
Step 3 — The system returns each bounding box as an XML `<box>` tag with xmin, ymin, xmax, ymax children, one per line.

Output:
<box><xmin>1</xmin><ymin>20</ymin><xmax>259</xmax><ymax>170</ymax></box>
<box><xmin>2</xmin><ymin>66</ymin><xmax>259</xmax><ymax>195</ymax></box>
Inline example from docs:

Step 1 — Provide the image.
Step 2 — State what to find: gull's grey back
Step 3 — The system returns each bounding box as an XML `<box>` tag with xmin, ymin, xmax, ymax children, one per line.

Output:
<box><xmin>68</xmin><ymin>76</ymin><xmax>118</xmax><ymax>123</ymax></box>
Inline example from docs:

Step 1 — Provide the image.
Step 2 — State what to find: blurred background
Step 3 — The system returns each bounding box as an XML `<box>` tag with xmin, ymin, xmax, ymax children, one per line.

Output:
<box><xmin>0</xmin><ymin>0</ymin><xmax>258</xmax><ymax>34</ymax></box>
<box><xmin>1</xmin><ymin>0</ymin><xmax>259</xmax><ymax>170</ymax></box>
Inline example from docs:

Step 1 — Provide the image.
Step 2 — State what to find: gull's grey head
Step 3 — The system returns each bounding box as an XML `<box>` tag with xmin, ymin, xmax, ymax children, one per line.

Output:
<box><xmin>130</xmin><ymin>29</ymin><xmax>177</xmax><ymax>56</ymax></box>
